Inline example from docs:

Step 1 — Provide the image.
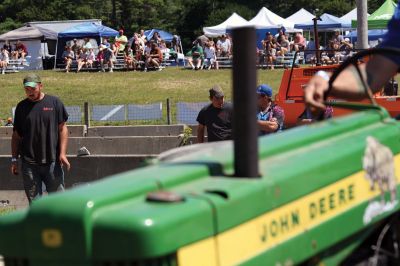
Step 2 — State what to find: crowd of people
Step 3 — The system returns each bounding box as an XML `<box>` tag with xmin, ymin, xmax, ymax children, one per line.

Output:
<box><xmin>61</xmin><ymin>29</ymin><xmax>182</xmax><ymax>73</ymax></box>
<box><xmin>258</xmin><ymin>28</ymin><xmax>356</xmax><ymax>69</ymax></box>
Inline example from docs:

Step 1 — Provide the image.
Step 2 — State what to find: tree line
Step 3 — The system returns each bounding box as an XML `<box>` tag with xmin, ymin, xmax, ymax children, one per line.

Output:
<box><xmin>0</xmin><ymin>0</ymin><xmax>388</xmax><ymax>47</ymax></box>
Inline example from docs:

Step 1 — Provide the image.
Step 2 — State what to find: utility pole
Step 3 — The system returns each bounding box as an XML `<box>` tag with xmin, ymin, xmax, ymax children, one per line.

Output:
<box><xmin>356</xmin><ymin>0</ymin><xmax>368</xmax><ymax>49</ymax></box>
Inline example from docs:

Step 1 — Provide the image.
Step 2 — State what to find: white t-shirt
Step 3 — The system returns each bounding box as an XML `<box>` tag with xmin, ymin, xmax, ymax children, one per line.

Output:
<box><xmin>204</xmin><ymin>46</ymin><xmax>216</xmax><ymax>59</ymax></box>
<box><xmin>217</xmin><ymin>39</ymin><xmax>231</xmax><ymax>52</ymax></box>
<box><xmin>0</xmin><ymin>51</ymin><xmax>9</xmax><ymax>62</ymax></box>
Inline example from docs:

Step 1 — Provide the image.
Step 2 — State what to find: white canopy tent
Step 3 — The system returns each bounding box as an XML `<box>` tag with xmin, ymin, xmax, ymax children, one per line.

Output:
<box><xmin>286</xmin><ymin>8</ymin><xmax>315</xmax><ymax>25</ymax></box>
<box><xmin>203</xmin><ymin>13</ymin><xmax>249</xmax><ymax>37</ymax></box>
<box><xmin>248</xmin><ymin>7</ymin><xmax>301</xmax><ymax>33</ymax></box>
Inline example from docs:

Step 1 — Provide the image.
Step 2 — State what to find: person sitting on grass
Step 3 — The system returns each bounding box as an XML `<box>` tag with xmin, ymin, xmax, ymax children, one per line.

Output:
<box><xmin>145</xmin><ymin>42</ymin><xmax>163</xmax><ymax>71</ymax></box>
<box><xmin>61</xmin><ymin>46</ymin><xmax>74</xmax><ymax>73</ymax></box>
<box><xmin>186</xmin><ymin>40</ymin><xmax>204</xmax><ymax>70</ymax></box>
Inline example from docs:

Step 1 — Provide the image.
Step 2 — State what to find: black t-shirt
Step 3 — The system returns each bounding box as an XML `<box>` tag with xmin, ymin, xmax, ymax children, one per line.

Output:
<box><xmin>196</xmin><ymin>103</ymin><xmax>233</xmax><ymax>142</ymax></box>
<box><xmin>13</xmin><ymin>95</ymin><xmax>68</xmax><ymax>164</ymax></box>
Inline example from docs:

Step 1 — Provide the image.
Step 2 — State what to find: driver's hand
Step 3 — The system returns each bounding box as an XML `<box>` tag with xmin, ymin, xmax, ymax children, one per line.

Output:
<box><xmin>304</xmin><ymin>74</ymin><xmax>329</xmax><ymax>113</ymax></box>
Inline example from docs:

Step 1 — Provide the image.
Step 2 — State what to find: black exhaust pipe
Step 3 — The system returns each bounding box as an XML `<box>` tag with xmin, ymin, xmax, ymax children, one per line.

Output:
<box><xmin>232</xmin><ymin>26</ymin><xmax>259</xmax><ymax>178</ymax></box>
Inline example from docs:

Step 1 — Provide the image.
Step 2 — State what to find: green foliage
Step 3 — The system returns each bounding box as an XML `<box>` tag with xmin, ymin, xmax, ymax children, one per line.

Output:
<box><xmin>0</xmin><ymin>0</ymin><xmax>391</xmax><ymax>46</ymax></box>
<box><xmin>0</xmin><ymin>18</ymin><xmax>22</xmax><ymax>34</ymax></box>
<box><xmin>205</xmin><ymin>3</ymin><xmax>254</xmax><ymax>25</ymax></box>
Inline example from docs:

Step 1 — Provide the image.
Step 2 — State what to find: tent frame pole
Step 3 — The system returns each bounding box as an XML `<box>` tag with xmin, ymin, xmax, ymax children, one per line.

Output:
<box><xmin>53</xmin><ymin>37</ymin><xmax>58</xmax><ymax>70</ymax></box>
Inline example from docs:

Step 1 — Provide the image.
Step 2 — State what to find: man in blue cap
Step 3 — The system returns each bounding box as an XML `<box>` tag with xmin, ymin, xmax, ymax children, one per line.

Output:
<box><xmin>11</xmin><ymin>73</ymin><xmax>70</xmax><ymax>203</ymax></box>
<box><xmin>256</xmin><ymin>84</ymin><xmax>284</xmax><ymax>135</ymax></box>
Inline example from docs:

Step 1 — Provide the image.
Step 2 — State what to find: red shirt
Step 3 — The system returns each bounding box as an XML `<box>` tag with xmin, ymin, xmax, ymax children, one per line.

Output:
<box><xmin>16</xmin><ymin>43</ymin><xmax>27</xmax><ymax>53</ymax></box>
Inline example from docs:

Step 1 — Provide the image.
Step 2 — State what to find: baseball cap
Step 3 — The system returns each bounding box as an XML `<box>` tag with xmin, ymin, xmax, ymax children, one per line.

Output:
<box><xmin>23</xmin><ymin>73</ymin><xmax>41</xmax><ymax>87</ymax></box>
<box><xmin>256</xmin><ymin>84</ymin><xmax>273</xmax><ymax>97</ymax></box>
<box><xmin>344</xmin><ymin>38</ymin><xmax>350</xmax><ymax>42</ymax></box>
<box><xmin>209</xmin><ymin>85</ymin><xmax>224</xmax><ymax>98</ymax></box>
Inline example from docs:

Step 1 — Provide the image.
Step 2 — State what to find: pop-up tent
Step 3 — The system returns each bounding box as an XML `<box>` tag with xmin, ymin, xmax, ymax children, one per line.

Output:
<box><xmin>352</xmin><ymin>0</ymin><xmax>397</xmax><ymax>29</ymax></box>
<box><xmin>249</xmin><ymin>7</ymin><xmax>295</xmax><ymax>29</ymax></box>
<box><xmin>0</xmin><ymin>19</ymin><xmax>103</xmax><ymax>70</ymax></box>
<box><xmin>345</xmin><ymin>29</ymin><xmax>388</xmax><ymax>42</ymax></box>
<box><xmin>144</xmin><ymin>29</ymin><xmax>174</xmax><ymax>42</ymax></box>
<box><xmin>286</xmin><ymin>8</ymin><xmax>315</xmax><ymax>25</ymax></box>
<box><xmin>248</xmin><ymin>7</ymin><xmax>302</xmax><ymax>49</ymax></box>
<box><xmin>0</xmin><ymin>25</ymin><xmax>57</xmax><ymax>41</ymax></box>
<box><xmin>58</xmin><ymin>22</ymin><xmax>117</xmax><ymax>39</ymax></box>
<box><xmin>203</xmin><ymin>13</ymin><xmax>249</xmax><ymax>37</ymax></box>
<box><xmin>0</xmin><ymin>26</ymin><xmax>58</xmax><ymax>70</ymax></box>
<box><xmin>295</xmin><ymin>13</ymin><xmax>351</xmax><ymax>30</ymax></box>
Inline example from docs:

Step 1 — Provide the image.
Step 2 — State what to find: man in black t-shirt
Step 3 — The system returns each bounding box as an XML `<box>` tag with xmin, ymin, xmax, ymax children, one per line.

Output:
<box><xmin>196</xmin><ymin>85</ymin><xmax>233</xmax><ymax>143</ymax></box>
<box><xmin>11</xmin><ymin>73</ymin><xmax>70</xmax><ymax>203</ymax></box>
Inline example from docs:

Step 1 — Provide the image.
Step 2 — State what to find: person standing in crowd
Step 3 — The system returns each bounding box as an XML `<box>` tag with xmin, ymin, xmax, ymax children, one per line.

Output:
<box><xmin>0</xmin><ymin>47</ymin><xmax>10</xmax><ymax>74</ymax></box>
<box><xmin>71</xmin><ymin>38</ymin><xmax>81</xmax><ymax>55</ymax></box>
<box><xmin>197</xmin><ymin>85</ymin><xmax>233</xmax><ymax>143</ymax></box>
<box><xmin>11</xmin><ymin>73</ymin><xmax>70</xmax><ymax>203</ymax></box>
<box><xmin>204</xmin><ymin>41</ymin><xmax>219</xmax><ymax>70</ymax></box>
<box><xmin>256</xmin><ymin>84</ymin><xmax>285</xmax><ymax>135</ymax></box>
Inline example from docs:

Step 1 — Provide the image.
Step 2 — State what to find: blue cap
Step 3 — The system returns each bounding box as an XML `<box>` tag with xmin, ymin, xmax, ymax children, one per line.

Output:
<box><xmin>256</xmin><ymin>84</ymin><xmax>273</xmax><ymax>97</ymax></box>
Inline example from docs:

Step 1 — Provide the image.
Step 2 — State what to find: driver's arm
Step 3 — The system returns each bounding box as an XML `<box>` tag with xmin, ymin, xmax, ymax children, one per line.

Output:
<box><xmin>305</xmin><ymin>55</ymin><xmax>399</xmax><ymax>110</ymax></box>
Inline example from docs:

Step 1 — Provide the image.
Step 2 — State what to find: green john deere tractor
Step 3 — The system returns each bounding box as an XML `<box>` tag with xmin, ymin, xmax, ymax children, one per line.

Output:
<box><xmin>1</xmin><ymin>30</ymin><xmax>400</xmax><ymax>266</ymax></box>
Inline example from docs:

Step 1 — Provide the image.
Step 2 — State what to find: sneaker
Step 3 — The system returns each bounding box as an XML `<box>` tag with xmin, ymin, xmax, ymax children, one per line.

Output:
<box><xmin>144</xmin><ymin>68</ymin><xmax>147</xmax><ymax>72</ymax></box>
<box><xmin>1</xmin><ymin>70</ymin><xmax>4</xmax><ymax>75</ymax></box>
<box><xmin>109</xmin><ymin>68</ymin><xmax>113</xmax><ymax>73</ymax></box>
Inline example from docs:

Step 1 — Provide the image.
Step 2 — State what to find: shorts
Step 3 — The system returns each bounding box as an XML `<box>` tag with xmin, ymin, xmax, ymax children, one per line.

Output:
<box><xmin>205</xmin><ymin>58</ymin><xmax>215</xmax><ymax>65</ymax></box>
<box><xmin>22</xmin><ymin>160</ymin><xmax>65</xmax><ymax>203</ymax></box>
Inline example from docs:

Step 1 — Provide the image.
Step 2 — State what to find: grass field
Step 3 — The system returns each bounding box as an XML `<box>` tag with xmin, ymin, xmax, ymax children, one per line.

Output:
<box><xmin>0</xmin><ymin>68</ymin><xmax>284</xmax><ymax>124</ymax></box>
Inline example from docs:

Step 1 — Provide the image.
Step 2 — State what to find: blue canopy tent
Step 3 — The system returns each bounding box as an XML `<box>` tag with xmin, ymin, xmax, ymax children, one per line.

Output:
<box><xmin>295</xmin><ymin>13</ymin><xmax>351</xmax><ymax>30</ymax></box>
<box><xmin>56</xmin><ymin>22</ymin><xmax>118</xmax><ymax>62</ymax></box>
<box><xmin>345</xmin><ymin>29</ymin><xmax>388</xmax><ymax>42</ymax></box>
<box><xmin>144</xmin><ymin>29</ymin><xmax>174</xmax><ymax>42</ymax></box>
<box><xmin>139</xmin><ymin>29</ymin><xmax>183</xmax><ymax>57</ymax></box>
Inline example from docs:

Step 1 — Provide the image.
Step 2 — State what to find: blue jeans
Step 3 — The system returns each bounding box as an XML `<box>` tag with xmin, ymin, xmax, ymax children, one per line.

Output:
<box><xmin>21</xmin><ymin>160</ymin><xmax>65</xmax><ymax>203</ymax></box>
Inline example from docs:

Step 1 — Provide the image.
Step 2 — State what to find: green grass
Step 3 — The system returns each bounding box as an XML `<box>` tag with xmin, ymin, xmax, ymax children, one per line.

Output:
<box><xmin>0</xmin><ymin>68</ymin><xmax>284</xmax><ymax>124</ymax></box>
